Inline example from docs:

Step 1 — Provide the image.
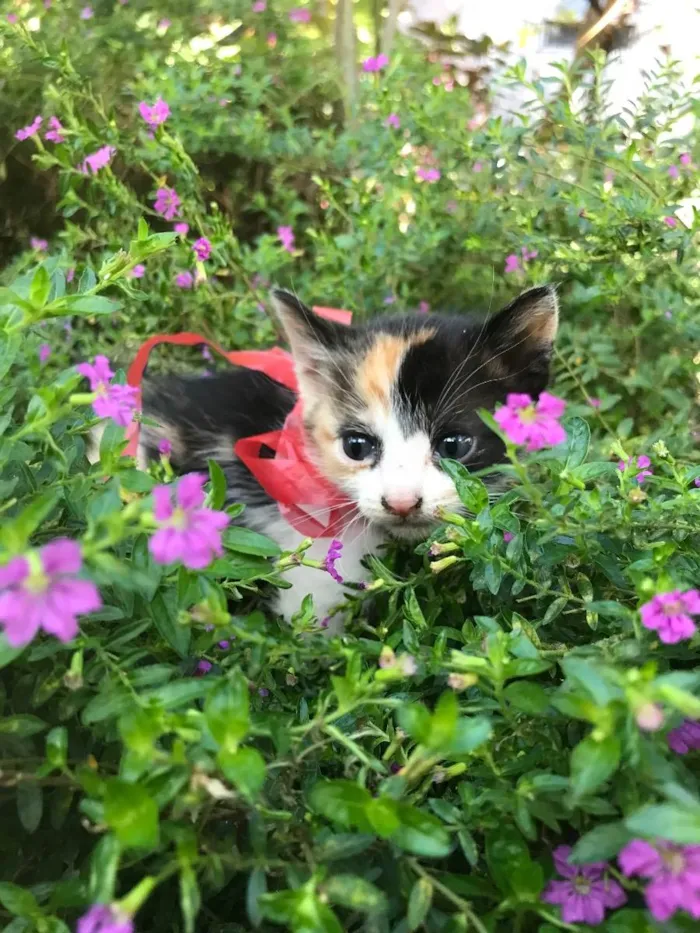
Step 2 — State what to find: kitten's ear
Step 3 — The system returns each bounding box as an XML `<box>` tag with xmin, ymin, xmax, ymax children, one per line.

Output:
<box><xmin>484</xmin><ymin>285</ymin><xmax>559</xmax><ymax>389</ymax></box>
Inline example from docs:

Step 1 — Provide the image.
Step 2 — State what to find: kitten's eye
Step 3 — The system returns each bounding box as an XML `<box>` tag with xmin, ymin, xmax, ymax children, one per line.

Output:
<box><xmin>342</xmin><ymin>432</ymin><xmax>377</xmax><ymax>461</ymax></box>
<box><xmin>435</xmin><ymin>434</ymin><xmax>475</xmax><ymax>461</ymax></box>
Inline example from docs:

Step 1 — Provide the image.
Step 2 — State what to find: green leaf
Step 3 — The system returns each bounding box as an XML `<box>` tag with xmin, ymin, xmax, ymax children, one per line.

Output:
<box><xmin>137</xmin><ymin>217</ymin><xmax>149</xmax><ymax>240</ymax></box>
<box><xmin>365</xmin><ymin>797</ymin><xmax>400</xmax><ymax>838</ymax></box>
<box><xmin>486</xmin><ymin>826</ymin><xmax>532</xmax><ymax>896</ymax></box>
<box><xmin>503</xmin><ymin>682</ymin><xmax>550</xmax><ymax>715</ymax></box>
<box><xmin>309</xmin><ymin>780</ymin><xmax>373</xmax><ymax>832</ymax></box>
<box><xmin>78</xmin><ymin>267</ymin><xmax>97</xmax><ymax>293</ymax></box>
<box><xmin>149</xmin><ymin>592</ymin><xmax>189</xmax><ymax>658</ymax></box>
<box><xmin>0</xmin><ymin>333</ymin><xmax>21</xmax><ymax>381</ymax></box>
<box><xmin>407</xmin><ymin>878</ymin><xmax>433</xmax><ymax>931</ymax></box>
<box><xmin>104</xmin><ymin>780</ymin><xmax>159</xmax><ymax>849</ymax></box>
<box><xmin>45</xmin><ymin>727</ymin><xmax>68</xmax><ymax>770</ymax></box>
<box><xmin>392</xmin><ymin>803</ymin><xmax>452</xmax><ymax>858</ymax></box>
<box><xmin>570</xmin><ymin>735</ymin><xmax>621</xmax><ymax>801</ymax></box>
<box><xmin>325</xmin><ymin>875</ymin><xmax>388</xmax><ymax>915</ymax></box>
<box><xmin>0</xmin><ymin>883</ymin><xmax>41</xmax><ymax>918</ymax></box>
<box><xmin>17</xmin><ymin>782</ymin><xmax>43</xmax><ymax>834</ymax></box>
<box><xmin>29</xmin><ymin>266</ymin><xmax>51</xmax><ymax>309</ymax></box>
<box><xmin>0</xmin><ymin>715</ymin><xmax>48</xmax><ymax>736</ymax></box>
<box><xmin>439</xmin><ymin>460</ymin><xmax>489</xmax><ymax>513</ymax></box>
<box><xmin>569</xmin><ymin>822</ymin><xmax>631</xmax><ymax>863</ymax></box>
<box><xmin>563</xmin><ymin>416</ymin><xmax>590</xmax><ymax>469</ymax></box>
<box><xmin>427</xmin><ymin>691</ymin><xmax>459</xmax><ymax>750</ymax></box>
<box><xmin>218</xmin><ymin>746</ymin><xmax>266</xmax><ymax>798</ymax></box>
<box><xmin>3</xmin><ymin>489</ymin><xmax>61</xmax><ymax>548</ymax></box>
<box><xmin>205</xmin><ymin>673</ymin><xmax>250</xmax><ymax>751</ymax></box>
<box><xmin>398</xmin><ymin>703</ymin><xmax>432</xmax><ymax>745</ymax></box>
<box><xmin>247</xmin><ymin>868</ymin><xmax>267</xmax><ymax>928</ymax></box>
<box><xmin>625</xmin><ymin>804</ymin><xmax>700</xmax><ymax>844</ymax></box>
<box><xmin>68</xmin><ymin>295</ymin><xmax>121</xmax><ymax>315</ymax></box>
<box><xmin>223</xmin><ymin>526</ymin><xmax>281</xmax><ymax>557</ymax></box>
<box><xmin>208</xmin><ymin>459</ymin><xmax>228</xmax><ymax>510</ymax></box>
<box><xmin>447</xmin><ymin>716</ymin><xmax>493</xmax><ymax>755</ymax></box>
<box><xmin>88</xmin><ymin>835</ymin><xmax>121</xmax><ymax>903</ymax></box>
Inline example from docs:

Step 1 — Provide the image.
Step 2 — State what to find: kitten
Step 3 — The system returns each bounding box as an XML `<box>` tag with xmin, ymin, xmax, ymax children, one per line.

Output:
<box><xmin>139</xmin><ymin>285</ymin><xmax>559</xmax><ymax>624</ymax></box>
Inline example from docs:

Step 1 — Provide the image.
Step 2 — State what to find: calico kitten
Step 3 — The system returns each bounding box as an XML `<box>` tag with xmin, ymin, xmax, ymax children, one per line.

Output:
<box><xmin>139</xmin><ymin>285</ymin><xmax>559</xmax><ymax>624</ymax></box>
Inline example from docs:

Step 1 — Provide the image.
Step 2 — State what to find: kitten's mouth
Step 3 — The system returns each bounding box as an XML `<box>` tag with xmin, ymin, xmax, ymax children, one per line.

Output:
<box><xmin>379</xmin><ymin>514</ymin><xmax>437</xmax><ymax>541</ymax></box>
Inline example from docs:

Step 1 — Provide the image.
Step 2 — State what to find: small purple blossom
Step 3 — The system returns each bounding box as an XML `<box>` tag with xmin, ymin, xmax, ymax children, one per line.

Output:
<box><xmin>680</xmin><ymin>152</ymin><xmax>692</xmax><ymax>166</ymax></box>
<box><xmin>201</xmin><ymin>346</ymin><xmax>213</xmax><ymax>362</ymax></box>
<box><xmin>45</xmin><ymin>116</ymin><xmax>66</xmax><ymax>143</ymax></box>
<box><xmin>253</xmin><ymin>0</ymin><xmax>266</xmax><ymax>10</ymax></box>
<box><xmin>76</xmin><ymin>904</ymin><xmax>133</xmax><ymax>933</ymax></box>
<box><xmin>192</xmin><ymin>237</ymin><xmax>212</xmax><ymax>261</ymax></box>
<box><xmin>384</xmin><ymin>113</ymin><xmax>400</xmax><ymax>129</ymax></box>
<box><xmin>473</xmin><ymin>161</ymin><xmax>483</xmax><ymax>173</ymax></box>
<box><xmin>521</xmin><ymin>247</ymin><xmax>539</xmax><ymax>261</ymax></box>
<box><xmin>362</xmin><ymin>54</ymin><xmax>389</xmax><ymax>73</ymax></box>
<box><xmin>158</xmin><ymin>438</ymin><xmax>172</xmax><ymax>456</ymax></box>
<box><xmin>418</xmin><ymin>301</ymin><xmax>430</xmax><ymax>314</ymax></box>
<box><xmin>138</xmin><ymin>98</ymin><xmax>170</xmax><ymax>130</ymax></box>
<box><xmin>38</xmin><ymin>344</ymin><xmax>51</xmax><ymax>364</ymax></box>
<box><xmin>267</xmin><ymin>32</ymin><xmax>277</xmax><ymax>47</ymax></box>
<box><xmin>195</xmin><ymin>659</ymin><xmax>212</xmax><ymax>676</ymax></box>
<box><xmin>175</xmin><ymin>271</ymin><xmax>194</xmax><ymax>289</ymax></box>
<box><xmin>668</xmin><ymin>164</ymin><xmax>680</xmax><ymax>179</ymax></box>
<box><xmin>174</xmin><ymin>222</ymin><xmax>189</xmax><ymax>236</ymax></box>
<box><xmin>589</xmin><ymin>397</ymin><xmax>601</xmax><ymax>408</ymax></box>
<box><xmin>218</xmin><ymin>639</ymin><xmax>230</xmax><ymax>649</ymax></box>
<box><xmin>383</xmin><ymin>294</ymin><xmax>396</xmax><ymax>305</ymax></box>
<box><xmin>7</xmin><ymin>12</ymin><xmax>18</xmax><ymax>23</ymax></box>
<box><xmin>0</xmin><ymin>539</ymin><xmax>102</xmax><ymax>647</ymax></box>
<box><xmin>76</xmin><ymin>355</ymin><xmax>139</xmax><ymax>427</ymax></box>
<box><xmin>664</xmin><ymin>216</ymin><xmax>678</xmax><ymax>228</ymax></box>
<box><xmin>157</xmin><ymin>18</ymin><xmax>171</xmax><ymax>30</ymax></box>
<box><xmin>258</xmin><ymin>687</ymin><xmax>270</xmax><ymax>697</ymax></box>
<box><xmin>30</xmin><ymin>237</ymin><xmax>48</xmax><ymax>252</ymax></box>
<box><xmin>542</xmin><ymin>845</ymin><xmax>626</xmax><ymax>925</ymax></box>
<box><xmin>503</xmin><ymin>531</ymin><xmax>514</xmax><ymax>543</ymax></box>
<box><xmin>416</xmin><ymin>167</ymin><xmax>440</xmax><ymax>183</ymax></box>
<box><xmin>80</xmin><ymin>6</ymin><xmax>93</xmax><ymax>18</ymax></box>
<box><xmin>277</xmin><ymin>225</ymin><xmax>295</xmax><ymax>253</ymax></box>
<box><xmin>494</xmin><ymin>392</ymin><xmax>567</xmax><ymax>451</ymax></box>
<box><xmin>129</xmin><ymin>264</ymin><xmax>145</xmax><ymax>279</ymax></box>
<box><xmin>79</xmin><ymin>145</ymin><xmax>116</xmax><ymax>175</ymax></box>
<box><xmin>668</xmin><ymin>719</ymin><xmax>700</xmax><ymax>754</ymax></box>
<box><xmin>15</xmin><ymin>116</ymin><xmax>42</xmax><ymax>141</ymax></box>
<box><xmin>66</xmin><ymin>267</ymin><xmax>75</xmax><ymax>283</ymax></box>
<box><xmin>150</xmin><ymin>473</ymin><xmax>230</xmax><ymax>570</ymax></box>
<box><xmin>618</xmin><ymin>454</ymin><xmax>653</xmax><ymax>484</ymax></box>
<box><xmin>324</xmin><ymin>539</ymin><xmax>343</xmax><ymax>584</ymax></box>
<box><xmin>289</xmin><ymin>7</ymin><xmax>310</xmax><ymax>21</ymax></box>
<box><xmin>619</xmin><ymin>839</ymin><xmax>700</xmax><ymax>922</ymax></box>
<box><xmin>154</xmin><ymin>187</ymin><xmax>181</xmax><ymax>221</ymax></box>
<box><xmin>504</xmin><ymin>253</ymin><xmax>521</xmax><ymax>274</ymax></box>
<box><xmin>640</xmin><ymin>589</ymin><xmax>700</xmax><ymax>644</ymax></box>
<box><xmin>695</xmin><ymin>477</ymin><xmax>700</xmax><ymax>488</ymax></box>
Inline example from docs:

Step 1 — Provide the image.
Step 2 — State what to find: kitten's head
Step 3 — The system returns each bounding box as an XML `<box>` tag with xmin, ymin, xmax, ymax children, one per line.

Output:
<box><xmin>272</xmin><ymin>286</ymin><xmax>559</xmax><ymax>539</ymax></box>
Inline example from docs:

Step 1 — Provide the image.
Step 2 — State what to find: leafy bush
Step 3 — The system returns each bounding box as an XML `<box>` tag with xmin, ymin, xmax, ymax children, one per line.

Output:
<box><xmin>1</xmin><ymin>4</ymin><xmax>700</xmax><ymax>932</ymax></box>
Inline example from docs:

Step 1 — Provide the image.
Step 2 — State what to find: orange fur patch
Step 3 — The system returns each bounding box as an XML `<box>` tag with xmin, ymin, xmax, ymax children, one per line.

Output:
<box><xmin>356</xmin><ymin>331</ymin><xmax>435</xmax><ymax>411</ymax></box>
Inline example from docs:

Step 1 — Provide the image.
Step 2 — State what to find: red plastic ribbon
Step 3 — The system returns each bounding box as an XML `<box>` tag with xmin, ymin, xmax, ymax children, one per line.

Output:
<box><xmin>125</xmin><ymin>307</ymin><xmax>355</xmax><ymax>538</ymax></box>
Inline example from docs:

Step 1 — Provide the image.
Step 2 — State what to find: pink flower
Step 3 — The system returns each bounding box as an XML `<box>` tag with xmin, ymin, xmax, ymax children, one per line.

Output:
<box><xmin>129</xmin><ymin>264</ymin><xmax>145</xmax><ymax>279</ymax></box>
<box><xmin>589</xmin><ymin>397</ymin><xmax>601</xmax><ymax>408</ymax></box>
<box><xmin>0</xmin><ymin>539</ymin><xmax>102</xmax><ymax>647</ymax></box>
<box><xmin>157</xmin><ymin>18</ymin><xmax>171</xmax><ymax>29</ymax></box>
<box><xmin>324</xmin><ymin>539</ymin><xmax>343</xmax><ymax>584</ymax></box>
<box><xmin>680</xmin><ymin>152</ymin><xmax>692</xmax><ymax>166</ymax></box>
<box><xmin>542</xmin><ymin>845</ymin><xmax>626</xmax><ymax>925</ymax></box>
<box><xmin>289</xmin><ymin>7</ymin><xmax>310</xmax><ymax>21</ymax></box>
<box><xmin>76</xmin><ymin>355</ymin><xmax>139</xmax><ymax>427</ymax></box>
<box><xmin>158</xmin><ymin>438</ymin><xmax>172</xmax><ymax>456</ymax></box>
<box><xmin>416</xmin><ymin>167</ymin><xmax>440</xmax><ymax>183</ymax></box>
<box><xmin>149</xmin><ymin>473</ymin><xmax>230</xmax><ymax>570</ymax></box>
<box><xmin>174</xmin><ymin>222</ymin><xmax>189</xmax><ymax>236</ymax></box>
<box><xmin>138</xmin><ymin>98</ymin><xmax>170</xmax><ymax>130</ymax></box>
<box><xmin>195</xmin><ymin>659</ymin><xmax>212</xmax><ymax>676</ymax></box>
<box><xmin>154</xmin><ymin>187</ymin><xmax>181</xmax><ymax>221</ymax></box>
<box><xmin>521</xmin><ymin>247</ymin><xmax>539</xmax><ymax>261</ymax></box>
<box><xmin>384</xmin><ymin>113</ymin><xmax>400</xmax><ymax>129</ymax></box>
<box><xmin>494</xmin><ymin>392</ymin><xmax>567</xmax><ymax>451</ymax></box>
<box><xmin>668</xmin><ymin>164</ymin><xmax>680</xmax><ymax>179</ymax></box>
<box><xmin>362</xmin><ymin>54</ymin><xmax>389</xmax><ymax>73</ymax></box>
<box><xmin>618</xmin><ymin>454</ymin><xmax>653</xmax><ymax>484</ymax></box>
<box><xmin>192</xmin><ymin>237</ymin><xmax>212</xmax><ymax>261</ymax></box>
<box><xmin>80</xmin><ymin>6</ymin><xmax>93</xmax><ymax>18</ymax></box>
<box><xmin>44</xmin><ymin>116</ymin><xmax>65</xmax><ymax>143</ymax></box>
<box><xmin>77</xmin><ymin>904</ymin><xmax>133</xmax><ymax>933</ymax></box>
<box><xmin>252</xmin><ymin>0</ymin><xmax>266</xmax><ymax>10</ymax></box>
<box><xmin>79</xmin><ymin>145</ymin><xmax>116</xmax><ymax>175</ymax></box>
<box><xmin>473</xmin><ymin>161</ymin><xmax>483</xmax><ymax>173</ymax></box>
<box><xmin>30</xmin><ymin>237</ymin><xmax>48</xmax><ymax>251</ymax></box>
<box><xmin>418</xmin><ymin>301</ymin><xmax>430</xmax><ymax>314</ymax></box>
<box><xmin>504</xmin><ymin>253</ymin><xmax>521</xmax><ymax>274</ymax></box>
<box><xmin>7</xmin><ymin>13</ymin><xmax>18</xmax><ymax>23</ymax></box>
<box><xmin>639</xmin><ymin>589</ymin><xmax>700</xmax><ymax>644</ymax></box>
<box><xmin>503</xmin><ymin>531</ymin><xmax>514</xmax><ymax>543</ymax></box>
<box><xmin>277</xmin><ymin>225</ymin><xmax>295</xmax><ymax>253</ymax></box>
<box><xmin>15</xmin><ymin>116</ymin><xmax>43</xmax><ymax>141</ymax></box>
<box><xmin>695</xmin><ymin>477</ymin><xmax>700</xmax><ymax>488</ymax></box>
<box><xmin>383</xmin><ymin>294</ymin><xmax>396</xmax><ymax>305</ymax></box>
<box><xmin>664</xmin><ymin>216</ymin><xmax>677</xmax><ymax>228</ymax></box>
<box><xmin>38</xmin><ymin>344</ymin><xmax>51</xmax><ymax>364</ymax></box>
<box><xmin>619</xmin><ymin>839</ymin><xmax>700</xmax><ymax>922</ymax></box>
<box><xmin>668</xmin><ymin>719</ymin><xmax>700</xmax><ymax>754</ymax></box>
<box><xmin>175</xmin><ymin>271</ymin><xmax>194</xmax><ymax>289</ymax></box>
<box><xmin>636</xmin><ymin>702</ymin><xmax>664</xmax><ymax>732</ymax></box>
<box><xmin>267</xmin><ymin>32</ymin><xmax>277</xmax><ymax>47</ymax></box>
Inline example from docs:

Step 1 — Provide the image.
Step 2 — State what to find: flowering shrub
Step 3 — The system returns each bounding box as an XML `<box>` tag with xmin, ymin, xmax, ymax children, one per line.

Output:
<box><xmin>1</xmin><ymin>4</ymin><xmax>700</xmax><ymax>932</ymax></box>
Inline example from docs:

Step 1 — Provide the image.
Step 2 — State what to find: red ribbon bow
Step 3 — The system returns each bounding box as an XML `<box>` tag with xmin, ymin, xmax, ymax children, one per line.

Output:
<box><xmin>125</xmin><ymin>307</ymin><xmax>355</xmax><ymax>538</ymax></box>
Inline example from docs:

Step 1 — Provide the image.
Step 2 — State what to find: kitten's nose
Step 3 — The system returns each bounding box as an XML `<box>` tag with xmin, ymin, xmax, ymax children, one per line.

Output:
<box><xmin>381</xmin><ymin>494</ymin><xmax>423</xmax><ymax>517</ymax></box>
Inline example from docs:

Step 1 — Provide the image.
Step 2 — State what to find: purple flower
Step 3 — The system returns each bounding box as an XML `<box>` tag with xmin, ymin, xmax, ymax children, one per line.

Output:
<box><xmin>218</xmin><ymin>639</ymin><xmax>230</xmax><ymax>649</ymax></box>
<box><xmin>277</xmin><ymin>225</ymin><xmax>295</xmax><ymax>253</ymax></box>
<box><xmin>201</xmin><ymin>346</ymin><xmax>213</xmax><ymax>362</ymax></box>
<box><xmin>416</xmin><ymin>167</ymin><xmax>440</xmax><ymax>183</ymax></box>
<box><xmin>639</xmin><ymin>589</ymin><xmax>700</xmax><ymax>644</ymax></box>
<box><xmin>542</xmin><ymin>845</ymin><xmax>626</xmax><ymax>925</ymax></box>
<box><xmin>195</xmin><ymin>659</ymin><xmax>212</xmax><ymax>676</ymax></box>
<box><xmin>79</xmin><ymin>145</ymin><xmax>116</xmax><ymax>175</ymax></box>
<box><xmin>289</xmin><ymin>7</ymin><xmax>310</xmax><ymax>21</ymax></box>
<box><xmin>76</xmin><ymin>355</ymin><xmax>139</xmax><ymax>427</ymax></box>
<box><xmin>362</xmin><ymin>54</ymin><xmax>389</xmax><ymax>73</ymax></box>
<box><xmin>267</xmin><ymin>32</ymin><xmax>277</xmax><ymax>47</ymax></box>
<box><xmin>77</xmin><ymin>904</ymin><xmax>133</xmax><ymax>933</ymax></box>
<box><xmin>589</xmin><ymin>397</ymin><xmax>601</xmax><ymax>408</ymax></box>
<box><xmin>418</xmin><ymin>301</ymin><xmax>430</xmax><ymax>314</ymax></box>
<box><xmin>324</xmin><ymin>539</ymin><xmax>343</xmax><ymax>584</ymax></box>
<box><xmin>138</xmin><ymin>98</ymin><xmax>170</xmax><ymax>130</ymax></box>
<box><xmin>618</xmin><ymin>454</ymin><xmax>653</xmax><ymax>484</ymax></box>
<box><xmin>175</xmin><ymin>271</ymin><xmax>194</xmax><ymax>289</ymax></box>
<box><xmin>30</xmin><ymin>237</ymin><xmax>48</xmax><ymax>251</ymax></box>
<box><xmin>252</xmin><ymin>0</ymin><xmax>266</xmax><ymax>10</ymax></box>
<box><xmin>668</xmin><ymin>719</ymin><xmax>700</xmax><ymax>754</ymax></box>
<box><xmin>473</xmin><ymin>161</ymin><xmax>483</xmax><ymax>173</ymax></box>
<box><xmin>80</xmin><ymin>6</ymin><xmax>93</xmax><ymax>18</ymax></box>
<box><xmin>192</xmin><ymin>237</ymin><xmax>212</xmax><ymax>261</ymax></box>
<box><xmin>695</xmin><ymin>477</ymin><xmax>700</xmax><ymax>488</ymax></box>
<box><xmin>66</xmin><ymin>267</ymin><xmax>75</xmax><ymax>283</ymax></box>
<box><xmin>38</xmin><ymin>344</ymin><xmax>51</xmax><ymax>364</ymax></box>
<box><xmin>7</xmin><ymin>12</ymin><xmax>18</xmax><ymax>23</ymax></box>
<box><xmin>150</xmin><ymin>473</ymin><xmax>230</xmax><ymax>570</ymax></box>
<box><xmin>158</xmin><ymin>438</ymin><xmax>172</xmax><ymax>456</ymax></box>
<box><xmin>521</xmin><ymin>247</ymin><xmax>539</xmax><ymax>261</ymax></box>
<box><xmin>45</xmin><ymin>116</ymin><xmax>65</xmax><ymax>143</ymax></box>
<box><xmin>154</xmin><ymin>187</ymin><xmax>181</xmax><ymax>221</ymax></box>
<box><xmin>258</xmin><ymin>687</ymin><xmax>269</xmax><ymax>697</ymax></box>
<box><xmin>619</xmin><ymin>839</ymin><xmax>700</xmax><ymax>922</ymax></box>
<box><xmin>0</xmin><ymin>539</ymin><xmax>102</xmax><ymax>647</ymax></box>
<box><xmin>174</xmin><ymin>222</ymin><xmax>189</xmax><ymax>236</ymax></box>
<box><xmin>668</xmin><ymin>164</ymin><xmax>680</xmax><ymax>179</ymax></box>
<box><xmin>15</xmin><ymin>116</ymin><xmax>43</xmax><ymax>141</ymax></box>
<box><xmin>129</xmin><ymin>264</ymin><xmax>145</xmax><ymax>279</ymax></box>
<box><xmin>664</xmin><ymin>216</ymin><xmax>678</xmax><ymax>228</ymax></box>
<box><xmin>157</xmin><ymin>18</ymin><xmax>171</xmax><ymax>30</ymax></box>
<box><xmin>504</xmin><ymin>253</ymin><xmax>520</xmax><ymax>274</ymax></box>
<box><xmin>503</xmin><ymin>531</ymin><xmax>514</xmax><ymax>543</ymax></box>
<box><xmin>384</xmin><ymin>113</ymin><xmax>400</xmax><ymax>129</ymax></box>
<box><xmin>494</xmin><ymin>392</ymin><xmax>567</xmax><ymax>451</ymax></box>
<box><xmin>383</xmin><ymin>294</ymin><xmax>396</xmax><ymax>305</ymax></box>
<box><xmin>680</xmin><ymin>152</ymin><xmax>692</xmax><ymax>166</ymax></box>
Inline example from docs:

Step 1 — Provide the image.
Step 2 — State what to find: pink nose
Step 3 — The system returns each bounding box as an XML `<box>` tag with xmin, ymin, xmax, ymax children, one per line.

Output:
<box><xmin>381</xmin><ymin>494</ymin><xmax>423</xmax><ymax>517</ymax></box>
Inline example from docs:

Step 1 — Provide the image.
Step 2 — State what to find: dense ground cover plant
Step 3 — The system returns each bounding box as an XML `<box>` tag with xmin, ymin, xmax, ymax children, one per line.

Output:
<box><xmin>1</xmin><ymin>2</ymin><xmax>700</xmax><ymax>932</ymax></box>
